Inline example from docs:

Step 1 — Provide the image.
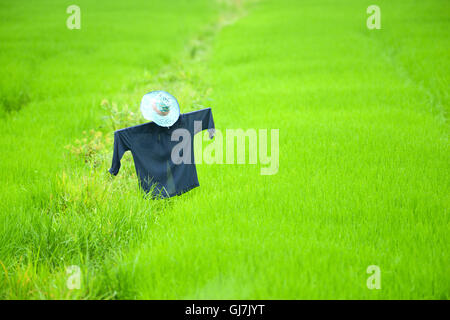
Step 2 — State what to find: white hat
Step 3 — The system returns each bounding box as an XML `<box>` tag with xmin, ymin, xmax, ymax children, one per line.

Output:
<box><xmin>140</xmin><ymin>91</ymin><xmax>180</xmax><ymax>127</ymax></box>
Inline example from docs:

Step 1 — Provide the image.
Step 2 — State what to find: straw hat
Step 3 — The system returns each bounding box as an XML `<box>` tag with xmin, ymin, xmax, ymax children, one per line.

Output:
<box><xmin>140</xmin><ymin>91</ymin><xmax>180</xmax><ymax>127</ymax></box>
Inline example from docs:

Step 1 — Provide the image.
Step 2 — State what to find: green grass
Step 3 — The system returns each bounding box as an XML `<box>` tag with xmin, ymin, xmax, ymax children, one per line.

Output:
<box><xmin>0</xmin><ymin>0</ymin><xmax>448</xmax><ymax>299</ymax></box>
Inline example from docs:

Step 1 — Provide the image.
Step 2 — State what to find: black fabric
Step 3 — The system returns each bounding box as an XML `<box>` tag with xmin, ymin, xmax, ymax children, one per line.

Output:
<box><xmin>109</xmin><ymin>108</ymin><xmax>214</xmax><ymax>198</ymax></box>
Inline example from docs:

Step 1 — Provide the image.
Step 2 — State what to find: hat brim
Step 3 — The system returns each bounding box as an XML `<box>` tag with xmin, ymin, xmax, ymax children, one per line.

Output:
<box><xmin>140</xmin><ymin>91</ymin><xmax>180</xmax><ymax>127</ymax></box>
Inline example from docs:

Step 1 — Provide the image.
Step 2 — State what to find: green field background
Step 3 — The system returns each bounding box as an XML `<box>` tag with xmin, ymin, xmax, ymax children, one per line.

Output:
<box><xmin>0</xmin><ymin>0</ymin><xmax>448</xmax><ymax>299</ymax></box>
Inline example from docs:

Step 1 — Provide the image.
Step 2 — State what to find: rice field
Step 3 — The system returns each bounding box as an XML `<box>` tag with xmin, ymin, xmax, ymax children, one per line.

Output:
<box><xmin>0</xmin><ymin>0</ymin><xmax>448</xmax><ymax>299</ymax></box>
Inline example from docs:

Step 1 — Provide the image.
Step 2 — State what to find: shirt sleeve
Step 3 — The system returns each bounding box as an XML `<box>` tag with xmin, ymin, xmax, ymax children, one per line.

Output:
<box><xmin>108</xmin><ymin>129</ymin><xmax>133</xmax><ymax>175</ymax></box>
<box><xmin>190</xmin><ymin>108</ymin><xmax>215</xmax><ymax>139</ymax></box>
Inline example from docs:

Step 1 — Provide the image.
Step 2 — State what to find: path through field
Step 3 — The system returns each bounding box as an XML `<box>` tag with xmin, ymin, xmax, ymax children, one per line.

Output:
<box><xmin>0</xmin><ymin>0</ymin><xmax>448</xmax><ymax>299</ymax></box>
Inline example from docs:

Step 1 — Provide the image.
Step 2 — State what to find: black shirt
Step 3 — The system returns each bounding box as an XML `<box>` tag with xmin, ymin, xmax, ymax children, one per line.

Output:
<box><xmin>109</xmin><ymin>108</ymin><xmax>214</xmax><ymax>198</ymax></box>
